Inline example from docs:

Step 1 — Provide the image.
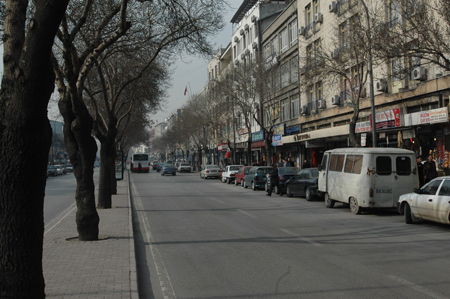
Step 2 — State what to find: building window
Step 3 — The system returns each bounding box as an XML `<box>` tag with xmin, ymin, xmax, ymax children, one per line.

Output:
<box><xmin>281</xmin><ymin>62</ymin><xmax>290</xmax><ymax>88</ymax></box>
<box><xmin>306</xmin><ymin>44</ymin><xmax>313</xmax><ymax>66</ymax></box>
<box><xmin>281</xmin><ymin>99</ymin><xmax>289</xmax><ymax>122</ymax></box>
<box><xmin>307</xmin><ymin>85</ymin><xmax>314</xmax><ymax>105</ymax></box>
<box><xmin>263</xmin><ymin>44</ymin><xmax>271</xmax><ymax>60</ymax></box>
<box><xmin>289</xmin><ymin>19</ymin><xmax>298</xmax><ymax>47</ymax></box>
<box><xmin>233</xmin><ymin>45</ymin><xmax>236</xmax><ymax>60</ymax></box>
<box><xmin>306</xmin><ymin>4</ymin><xmax>312</xmax><ymax>26</ymax></box>
<box><xmin>290</xmin><ymin>56</ymin><xmax>299</xmax><ymax>83</ymax></box>
<box><xmin>271</xmin><ymin>36</ymin><xmax>278</xmax><ymax>55</ymax></box>
<box><xmin>389</xmin><ymin>0</ymin><xmax>401</xmax><ymax>26</ymax></box>
<box><xmin>340</xmin><ymin>21</ymin><xmax>349</xmax><ymax>52</ymax></box>
<box><xmin>315</xmin><ymin>81</ymin><xmax>323</xmax><ymax>100</ymax></box>
<box><xmin>280</xmin><ymin>27</ymin><xmax>288</xmax><ymax>53</ymax></box>
<box><xmin>291</xmin><ymin>96</ymin><xmax>299</xmax><ymax>119</ymax></box>
<box><xmin>392</xmin><ymin>58</ymin><xmax>400</xmax><ymax>81</ymax></box>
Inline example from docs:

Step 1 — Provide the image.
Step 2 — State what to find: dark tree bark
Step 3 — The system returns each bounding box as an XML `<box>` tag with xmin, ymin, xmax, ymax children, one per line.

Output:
<box><xmin>97</xmin><ymin>126</ymin><xmax>118</xmax><ymax>209</ymax></box>
<box><xmin>0</xmin><ymin>1</ymin><xmax>70</xmax><ymax>297</ymax></box>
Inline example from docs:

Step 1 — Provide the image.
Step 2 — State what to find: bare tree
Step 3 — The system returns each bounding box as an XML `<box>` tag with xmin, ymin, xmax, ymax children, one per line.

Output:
<box><xmin>0</xmin><ymin>1</ymin><xmax>70</xmax><ymax>297</ymax></box>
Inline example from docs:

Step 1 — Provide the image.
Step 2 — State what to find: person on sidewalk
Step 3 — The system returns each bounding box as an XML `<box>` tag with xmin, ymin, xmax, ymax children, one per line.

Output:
<box><xmin>424</xmin><ymin>155</ymin><xmax>437</xmax><ymax>184</ymax></box>
<box><xmin>417</xmin><ymin>156</ymin><xmax>424</xmax><ymax>188</ymax></box>
<box><xmin>267</xmin><ymin>163</ymin><xmax>279</xmax><ymax>196</ymax></box>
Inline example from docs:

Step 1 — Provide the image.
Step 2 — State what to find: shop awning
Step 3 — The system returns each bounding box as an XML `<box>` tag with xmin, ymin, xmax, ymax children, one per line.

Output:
<box><xmin>282</xmin><ymin>125</ymin><xmax>350</xmax><ymax>144</ymax></box>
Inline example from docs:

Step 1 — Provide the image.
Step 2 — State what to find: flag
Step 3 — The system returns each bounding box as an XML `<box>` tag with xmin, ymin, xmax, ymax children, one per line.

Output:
<box><xmin>184</xmin><ymin>86</ymin><xmax>187</xmax><ymax>96</ymax></box>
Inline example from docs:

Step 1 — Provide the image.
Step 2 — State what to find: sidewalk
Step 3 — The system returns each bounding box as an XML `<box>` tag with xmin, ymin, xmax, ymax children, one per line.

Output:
<box><xmin>43</xmin><ymin>171</ymin><xmax>137</xmax><ymax>298</ymax></box>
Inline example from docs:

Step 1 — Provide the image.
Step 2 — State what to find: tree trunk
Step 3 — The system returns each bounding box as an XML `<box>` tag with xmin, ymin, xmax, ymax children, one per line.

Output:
<box><xmin>349</xmin><ymin>110</ymin><xmax>360</xmax><ymax>147</ymax></box>
<box><xmin>0</xmin><ymin>1</ymin><xmax>70</xmax><ymax>297</ymax></box>
<box><xmin>59</xmin><ymin>93</ymin><xmax>99</xmax><ymax>241</ymax></box>
<box><xmin>97</xmin><ymin>134</ymin><xmax>116</xmax><ymax>209</ymax></box>
<box><xmin>265</xmin><ymin>131</ymin><xmax>273</xmax><ymax>165</ymax></box>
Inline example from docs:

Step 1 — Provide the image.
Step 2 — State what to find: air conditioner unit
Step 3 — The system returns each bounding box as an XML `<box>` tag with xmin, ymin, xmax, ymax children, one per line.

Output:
<box><xmin>234</xmin><ymin>59</ymin><xmax>240</xmax><ymax>65</ymax></box>
<box><xmin>298</xmin><ymin>26</ymin><xmax>305</xmax><ymax>36</ymax></box>
<box><xmin>244</xmin><ymin>24</ymin><xmax>249</xmax><ymax>31</ymax></box>
<box><xmin>376</xmin><ymin>79</ymin><xmax>387</xmax><ymax>92</ymax></box>
<box><xmin>300</xmin><ymin>106</ymin><xmax>308</xmax><ymax>115</ymax></box>
<box><xmin>241</xmin><ymin>53</ymin><xmax>245</xmax><ymax>60</ymax></box>
<box><xmin>328</xmin><ymin>1</ymin><xmax>337</xmax><ymax>13</ymax></box>
<box><xmin>318</xmin><ymin>99</ymin><xmax>326</xmax><ymax>109</ymax></box>
<box><xmin>331</xmin><ymin>95</ymin><xmax>340</xmax><ymax>105</ymax></box>
<box><xmin>251</xmin><ymin>15</ymin><xmax>257</xmax><ymax>23</ymax></box>
<box><xmin>412</xmin><ymin>66</ymin><xmax>427</xmax><ymax>80</ymax></box>
<box><xmin>252</xmin><ymin>42</ymin><xmax>258</xmax><ymax>49</ymax></box>
<box><xmin>245</xmin><ymin>49</ymin><xmax>250</xmax><ymax>55</ymax></box>
<box><xmin>331</xmin><ymin>48</ymin><xmax>339</xmax><ymax>59</ymax></box>
<box><xmin>314</xmin><ymin>13</ymin><xmax>323</xmax><ymax>23</ymax></box>
<box><xmin>234</xmin><ymin>36</ymin><xmax>239</xmax><ymax>43</ymax></box>
<box><xmin>240</xmin><ymin>29</ymin><xmax>244</xmax><ymax>36</ymax></box>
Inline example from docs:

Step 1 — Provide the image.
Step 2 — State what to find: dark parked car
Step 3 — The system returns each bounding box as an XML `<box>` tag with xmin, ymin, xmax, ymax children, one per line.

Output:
<box><xmin>285</xmin><ymin>168</ymin><xmax>320</xmax><ymax>201</ymax></box>
<box><xmin>161</xmin><ymin>164</ymin><xmax>176</xmax><ymax>176</ymax></box>
<box><xmin>47</xmin><ymin>165</ymin><xmax>57</xmax><ymax>176</ymax></box>
<box><xmin>243</xmin><ymin>166</ymin><xmax>271</xmax><ymax>190</ymax></box>
<box><xmin>265</xmin><ymin>167</ymin><xmax>297</xmax><ymax>194</ymax></box>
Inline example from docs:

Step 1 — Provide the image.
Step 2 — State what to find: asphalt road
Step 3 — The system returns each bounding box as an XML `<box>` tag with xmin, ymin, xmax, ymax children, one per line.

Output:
<box><xmin>132</xmin><ymin>170</ymin><xmax>450</xmax><ymax>299</ymax></box>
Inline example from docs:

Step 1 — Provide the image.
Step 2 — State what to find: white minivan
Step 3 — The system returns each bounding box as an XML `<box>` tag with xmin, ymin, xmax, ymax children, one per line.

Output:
<box><xmin>318</xmin><ymin>148</ymin><xmax>419</xmax><ymax>214</ymax></box>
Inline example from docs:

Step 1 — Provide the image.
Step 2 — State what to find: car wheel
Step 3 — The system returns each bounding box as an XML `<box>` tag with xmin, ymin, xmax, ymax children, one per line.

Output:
<box><xmin>252</xmin><ymin>182</ymin><xmax>256</xmax><ymax>191</ymax></box>
<box><xmin>274</xmin><ymin>185</ymin><xmax>279</xmax><ymax>194</ymax></box>
<box><xmin>404</xmin><ymin>203</ymin><xmax>413</xmax><ymax>224</ymax></box>
<box><xmin>174</xmin><ymin>173</ymin><xmax>176</xmax><ymax>176</ymax></box>
<box><xmin>305</xmin><ymin>187</ymin><xmax>313</xmax><ymax>201</ymax></box>
<box><xmin>286</xmin><ymin>185</ymin><xmax>293</xmax><ymax>197</ymax></box>
<box><xmin>227</xmin><ymin>178</ymin><xmax>231</xmax><ymax>184</ymax></box>
<box><xmin>325</xmin><ymin>193</ymin><xmax>335</xmax><ymax>208</ymax></box>
<box><xmin>222</xmin><ymin>177</ymin><xmax>226</xmax><ymax>183</ymax></box>
<box><xmin>244</xmin><ymin>181</ymin><xmax>248</xmax><ymax>189</ymax></box>
<box><xmin>349</xmin><ymin>197</ymin><xmax>361</xmax><ymax>215</ymax></box>
<box><xmin>241</xmin><ymin>180</ymin><xmax>244</xmax><ymax>187</ymax></box>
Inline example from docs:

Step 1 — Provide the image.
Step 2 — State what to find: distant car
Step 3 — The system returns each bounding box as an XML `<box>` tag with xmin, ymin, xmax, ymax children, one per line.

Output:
<box><xmin>235</xmin><ymin>166</ymin><xmax>253</xmax><ymax>186</ymax></box>
<box><xmin>265</xmin><ymin>167</ymin><xmax>297</xmax><ymax>194</ymax></box>
<box><xmin>178</xmin><ymin>163</ymin><xmax>192</xmax><ymax>173</ymax></box>
<box><xmin>154</xmin><ymin>163</ymin><xmax>164</xmax><ymax>172</ymax></box>
<box><xmin>200</xmin><ymin>165</ymin><xmax>221</xmax><ymax>179</ymax></box>
<box><xmin>66</xmin><ymin>164</ymin><xmax>73</xmax><ymax>172</ymax></box>
<box><xmin>243</xmin><ymin>166</ymin><xmax>271</xmax><ymax>190</ymax></box>
<box><xmin>161</xmin><ymin>164</ymin><xmax>176</xmax><ymax>176</ymax></box>
<box><xmin>285</xmin><ymin>168</ymin><xmax>320</xmax><ymax>201</ymax></box>
<box><xmin>47</xmin><ymin>165</ymin><xmax>57</xmax><ymax>176</ymax></box>
<box><xmin>398</xmin><ymin>176</ymin><xmax>450</xmax><ymax>225</ymax></box>
<box><xmin>59</xmin><ymin>164</ymin><xmax>67</xmax><ymax>174</ymax></box>
<box><xmin>221</xmin><ymin>165</ymin><xmax>243</xmax><ymax>184</ymax></box>
<box><xmin>55</xmin><ymin>165</ymin><xmax>63</xmax><ymax>175</ymax></box>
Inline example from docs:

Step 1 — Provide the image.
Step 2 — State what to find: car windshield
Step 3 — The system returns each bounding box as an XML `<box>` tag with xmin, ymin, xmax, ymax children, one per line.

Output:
<box><xmin>229</xmin><ymin>166</ymin><xmax>241</xmax><ymax>171</ymax></box>
<box><xmin>279</xmin><ymin>167</ymin><xmax>297</xmax><ymax>175</ymax></box>
<box><xmin>257</xmin><ymin>168</ymin><xmax>271</xmax><ymax>174</ymax></box>
<box><xmin>207</xmin><ymin>166</ymin><xmax>219</xmax><ymax>169</ymax></box>
<box><xmin>67</xmin><ymin>164</ymin><xmax>72</xmax><ymax>167</ymax></box>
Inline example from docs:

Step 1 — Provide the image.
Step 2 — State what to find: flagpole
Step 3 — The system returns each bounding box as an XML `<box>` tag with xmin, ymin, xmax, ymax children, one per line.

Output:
<box><xmin>188</xmin><ymin>82</ymin><xmax>192</xmax><ymax>98</ymax></box>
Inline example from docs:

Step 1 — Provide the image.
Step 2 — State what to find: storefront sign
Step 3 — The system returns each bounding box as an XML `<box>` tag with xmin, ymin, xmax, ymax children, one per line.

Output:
<box><xmin>374</xmin><ymin>108</ymin><xmax>401</xmax><ymax>129</ymax></box>
<box><xmin>430</xmin><ymin>108</ymin><xmax>449</xmax><ymax>124</ymax></box>
<box><xmin>218</xmin><ymin>143</ymin><xmax>228</xmax><ymax>151</ymax></box>
<box><xmin>272</xmin><ymin>134</ymin><xmax>283</xmax><ymax>146</ymax></box>
<box><xmin>361</xmin><ymin>133</ymin><xmax>367</xmax><ymax>147</ymax></box>
<box><xmin>238</xmin><ymin>127</ymin><xmax>248</xmax><ymax>135</ymax></box>
<box><xmin>420</xmin><ymin>111</ymin><xmax>430</xmax><ymax>124</ymax></box>
<box><xmin>252</xmin><ymin>130</ymin><xmax>265</xmax><ymax>142</ymax></box>
<box><xmin>274</xmin><ymin>124</ymin><xmax>286</xmax><ymax>136</ymax></box>
<box><xmin>286</xmin><ymin>125</ymin><xmax>301</xmax><ymax>134</ymax></box>
<box><xmin>355</xmin><ymin>121</ymin><xmax>371</xmax><ymax>133</ymax></box>
<box><xmin>293</xmin><ymin>133</ymin><xmax>310</xmax><ymax>142</ymax></box>
<box><xmin>305</xmin><ymin>141</ymin><xmax>324</xmax><ymax>148</ymax></box>
<box><xmin>251</xmin><ymin>140</ymin><xmax>266</xmax><ymax>148</ymax></box>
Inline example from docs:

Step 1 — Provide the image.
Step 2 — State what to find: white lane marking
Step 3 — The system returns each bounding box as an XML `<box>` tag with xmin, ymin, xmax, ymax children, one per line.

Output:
<box><xmin>280</xmin><ymin>228</ymin><xmax>321</xmax><ymax>247</ymax></box>
<box><xmin>237</xmin><ymin>209</ymin><xmax>256</xmax><ymax>218</ymax></box>
<box><xmin>210</xmin><ymin>197</ymin><xmax>225</xmax><ymax>204</ymax></box>
<box><xmin>196</xmin><ymin>191</ymin><xmax>204</xmax><ymax>195</ymax></box>
<box><xmin>388</xmin><ymin>275</ymin><xmax>449</xmax><ymax>299</ymax></box>
<box><xmin>44</xmin><ymin>203</ymin><xmax>77</xmax><ymax>236</ymax></box>
<box><xmin>131</xmin><ymin>179</ymin><xmax>177</xmax><ymax>299</ymax></box>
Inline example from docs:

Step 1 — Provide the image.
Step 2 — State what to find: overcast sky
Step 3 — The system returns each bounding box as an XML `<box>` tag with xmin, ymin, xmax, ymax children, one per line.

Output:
<box><xmin>152</xmin><ymin>0</ymin><xmax>243</xmax><ymax>125</ymax></box>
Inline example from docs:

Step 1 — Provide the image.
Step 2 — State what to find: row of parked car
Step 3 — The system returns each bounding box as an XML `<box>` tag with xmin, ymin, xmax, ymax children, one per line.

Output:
<box><xmin>47</xmin><ymin>164</ymin><xmax>73</xmax><ymax>177</ymax></box>
<box><xmin>151</xmin><ymin>161</ymin><xmax>192</xmax><ymax>175</ymax></box>
<box><xmin>199</xmin><ymin>164</ymin><xmax>320</xmax><ymax>201</ymax></box>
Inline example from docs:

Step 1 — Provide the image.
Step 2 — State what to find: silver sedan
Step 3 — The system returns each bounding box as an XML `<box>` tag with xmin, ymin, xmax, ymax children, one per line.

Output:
<box><xmin>200</xmin><ymin>165</ymin><xmax>221</xmax><ymax>179</ymax></box>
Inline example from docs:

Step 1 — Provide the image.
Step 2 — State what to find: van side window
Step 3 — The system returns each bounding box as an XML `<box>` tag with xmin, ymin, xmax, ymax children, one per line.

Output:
<box><xmin>320</xmin><ymin>155</ymin><xmax>328</xmax><ymax>171</ymax></box>
<box><xmin>396</xmin><ymin>156</ymin><xmax>411</xmax><ymax>176</ymax></box>
<box><xmin>376</xmin><ymin>156</ymin><xmax>392</xmax><ymax>175</ymax></box>
<box><xmin>330</xmin><ymin>154</ymin><xmax>345</xmax><ymax>171</ymax></box>
<box><xmin>344</xmin><ymin>155</ymin><xmax>363</xmax><ymax>174</ymax></box>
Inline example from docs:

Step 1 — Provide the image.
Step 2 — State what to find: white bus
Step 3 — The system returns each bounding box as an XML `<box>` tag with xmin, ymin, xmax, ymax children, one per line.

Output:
<box><xmin>131</xmin><ymin>153</ymin><xmax>150</xmax><ymax>173</ymax></box>
<box><xmin>318</xmin><ymin>148</ymin><xmax>418</xmax><ymax>214</ymax></box>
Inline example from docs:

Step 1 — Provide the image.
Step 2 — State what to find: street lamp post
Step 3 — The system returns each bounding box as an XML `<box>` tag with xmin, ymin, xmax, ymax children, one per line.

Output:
<box><xmin>360</xmin><ymin>0</ymin><xmax>377</xmax><ymax>147</ymax></box>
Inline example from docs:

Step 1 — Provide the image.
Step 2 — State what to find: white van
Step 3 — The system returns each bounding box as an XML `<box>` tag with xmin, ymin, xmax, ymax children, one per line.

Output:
<box><xmin>318</xmin><ymin>148</ymin><xmax>418</xmax><ymax>214</ymax></box>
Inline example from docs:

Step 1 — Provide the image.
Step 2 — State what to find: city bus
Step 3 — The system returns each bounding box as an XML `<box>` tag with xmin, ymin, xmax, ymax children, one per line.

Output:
<box><xmin>131</xmin><ymin>153</ymin><xmax>150</xmax><ymax>173</ymax></box>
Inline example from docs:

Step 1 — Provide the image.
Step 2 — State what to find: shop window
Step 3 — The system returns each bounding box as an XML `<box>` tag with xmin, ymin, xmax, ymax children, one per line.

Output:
<box><xmin>396</xmin><ymin>156</ymin><xmax>411</xmax><ymax>175</ymax></box>
<box><xmin>376</xmin><ymin>156</ymin><xmax>392</xmax><ymax>175</ymax></box>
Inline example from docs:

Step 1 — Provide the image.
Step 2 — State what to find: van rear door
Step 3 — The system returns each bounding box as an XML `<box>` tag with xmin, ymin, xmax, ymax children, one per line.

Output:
<box><xmin>373</xmin><ymin>155</ymin><xmax>395</xmax><ymax>207</ymax></box>
<box><xmin>318</xmin><ymin>153</ymin><xmax>329</xmax><ymax>193</ymax></box>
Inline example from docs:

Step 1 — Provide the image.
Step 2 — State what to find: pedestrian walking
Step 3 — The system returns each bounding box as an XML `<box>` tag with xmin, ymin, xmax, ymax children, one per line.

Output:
<box><xmin>417</xmin><ymin>156</ymin><xmax>424</xmax><ymax>188</ymax></box>
<box><xmin>267</xmin><ymin>163</ymin><xmax>280</xmax><ymax>196</ymax></box>
<box><xmin>424</xmin><ymin>155</ymin><xmax>437</xmax><ymax>184</ymax></box>
<box><xmin>303</xmin><ymin>159</ymin><xmax>311</xmax><ymax>169</ymax></box>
